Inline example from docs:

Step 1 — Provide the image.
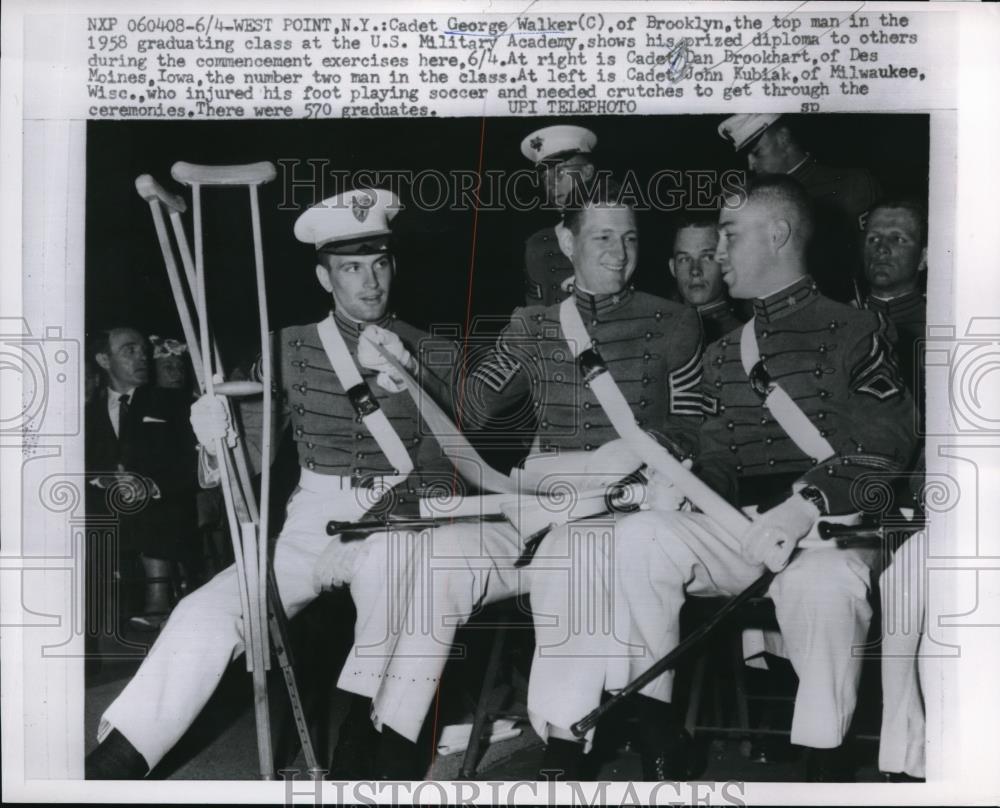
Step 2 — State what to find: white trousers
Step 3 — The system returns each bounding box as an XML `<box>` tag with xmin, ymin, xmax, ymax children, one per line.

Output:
<box><xmin>610</xmin><ymin>511</ymin><xmax>879</xmax><ymax>749</ymax></box>
<box><xmin>878</xmin><ymin>533</ymin><xmax>926</xmax><ymax>777</ymax></box>
<box><xmin>338</xmin><ymin>516</ymin><xmax>634</xmax><ymax>749</ymax></box>
<box><xmin>98</xmin><ymin>476</ymin><xmax>394</xmax><ymax>771</ymax></box>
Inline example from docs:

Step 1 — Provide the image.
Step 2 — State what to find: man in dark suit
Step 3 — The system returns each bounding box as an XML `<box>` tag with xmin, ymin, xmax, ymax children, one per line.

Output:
<box><xmin>85</xmin><ymin>327</ymin><xmax>199</xmax><ymax>631</ymax></box>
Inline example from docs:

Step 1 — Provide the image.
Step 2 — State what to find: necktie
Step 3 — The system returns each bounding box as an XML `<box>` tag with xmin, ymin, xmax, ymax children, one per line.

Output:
<box><xmin>118</xmin><ymin>393</ymin><xmax>130</xmax><ymax>442</ymax></box>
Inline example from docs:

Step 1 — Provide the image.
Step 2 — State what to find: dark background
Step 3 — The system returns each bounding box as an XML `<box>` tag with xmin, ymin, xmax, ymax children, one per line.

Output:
<box><xmin>86</xmin><ymin>114</ymin><xmax>929</xmax><ymax>364</ymax></box>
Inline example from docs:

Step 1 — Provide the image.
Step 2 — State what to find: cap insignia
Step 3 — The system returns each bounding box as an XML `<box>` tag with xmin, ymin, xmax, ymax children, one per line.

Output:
<box><xmin>530</xmin><ymin>136</ymin><xmax>544</xmax><ymax>152</ymax></box>
<box><xmin>351</xmin><ymin>191</ymin><xmax>375</xmax><ymax>223</ymax></box>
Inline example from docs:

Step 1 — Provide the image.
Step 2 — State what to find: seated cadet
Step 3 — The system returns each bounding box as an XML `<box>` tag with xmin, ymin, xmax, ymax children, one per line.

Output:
<box><xmin>718</xmin><ymin>114</ymin><xmax>882</xmax><ymax>304</ymax></box>
<box><xmin>611</xmin><ymin>176</ymin><xmax>916</xmax><ymax>781</ymax></box>
<box><xmin>336</xmin><ymin>183</ymin><xmax>706</xmax><ymax>779</ymax></box>
<box><xmin>862</xmin><ymin>197</ymin><xmax>929</xmax><ymax>782</ymax></box>
<box><xmin>84</xmin><ymin>189</ymin><xmax>453</xmax><ymax>779</ymax></box>
<box><xmin>668</xmin><ymin>211</ymin><xmax>745</xmax><ymax>342</ymax></box>
<box><xmin>520</xmin><ymin>124</ymin><xmax>598</xmax><ymax>306</ymax></box>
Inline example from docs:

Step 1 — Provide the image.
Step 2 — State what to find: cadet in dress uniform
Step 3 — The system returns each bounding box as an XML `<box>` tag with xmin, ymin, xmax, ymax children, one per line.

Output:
<box><xmin>520</xmin><ymin>124</ymin><xmax>598</xmax><ymax>306</ymax></box>
<box><xmin>862</xmin><ymin>199</ymin><xmax>929</xmax><ymax>781</ymax></box>
<box><xmin>719</xmin><ymin>114</ymin><xmax>882</xmax><ymax>304</ymax></box>
<box><xmin>668</xmin><ymin>211</ymin><xmax>746</xmax><ymax>342</ymax></box>
<box><xmin>346</xmin><ymin>186</ymin><xmax>706</xmax><ymax>779</ymax></box>
<box><xmin>611</xmin><ymin>176</ymin><xmax>916</xmax><ymax>781</ymax></box>
<box><xmin>85</xmin><ymin>189</ymin><xmax>452</xmax><ymax>779</ymax></box>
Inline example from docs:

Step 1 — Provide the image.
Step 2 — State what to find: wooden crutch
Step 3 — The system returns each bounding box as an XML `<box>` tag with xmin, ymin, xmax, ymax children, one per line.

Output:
<box><xmin>135</xmin><ymin>166</ymin><xmax>321</xmax><ymax>779</ymax></box>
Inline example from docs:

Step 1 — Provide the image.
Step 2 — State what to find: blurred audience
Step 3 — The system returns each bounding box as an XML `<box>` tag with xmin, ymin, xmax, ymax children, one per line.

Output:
<box><xmin>85</xmin><ymin>326</ymin><xmax>199</xmax><ymax>632</ymax></box>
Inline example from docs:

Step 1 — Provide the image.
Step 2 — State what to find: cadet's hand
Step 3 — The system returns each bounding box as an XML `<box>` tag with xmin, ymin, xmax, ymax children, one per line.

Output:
<box><xmin>190</xmin><ymin>394</ymin><xmax>236</xmax><ymax>454</ymax></box>
<box><xmin>741</xmin><ymin>494</ymin><xmax>820</xmax><ymax>572</ymax></box>
<box><xmin>313</xmin><ymin>534</ymin><xmax>369</xmax><ymax>591</ymax></box>
<box><xmin>358</xmin><ymin>325</ymin><xmax>414</xmax><ymax>393</ymax></box>
<box><xmin>641</xmin><ymin>463</ymin><xmax>692</xmax><ymax>513</ymax></box>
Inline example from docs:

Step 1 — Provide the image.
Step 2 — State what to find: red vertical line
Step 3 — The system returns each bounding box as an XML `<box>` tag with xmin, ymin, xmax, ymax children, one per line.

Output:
<box><xmin>429</xmin><ymin>115</ymin><xmax>489</xmax><ymax>769</ymax></box>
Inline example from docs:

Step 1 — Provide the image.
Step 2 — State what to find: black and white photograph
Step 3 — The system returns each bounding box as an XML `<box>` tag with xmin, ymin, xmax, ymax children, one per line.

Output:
<box><xmin>81</xmin><ymin>112</ymin><xmax>933</xmax><ymax>782</ymax></box>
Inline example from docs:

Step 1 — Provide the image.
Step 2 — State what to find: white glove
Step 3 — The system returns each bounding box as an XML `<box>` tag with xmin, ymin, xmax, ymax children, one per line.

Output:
<box><xmin>313</xmin><ymin>536</ymin><xmax>370</xmax><ymax>591</ymax></box>
<box><xmin>583</xmin><ymin>439</ymin><xmax>644</xmax><ymax>487</ymax></box>
<box><xmin>640</xmin><ymin>463</ymin><xmax>691</xmax><ymax>513</ymax></box>
<box><xmin>740</xmin><ymin>494</ymin><xmax>820</xmax><ymax>572</ymax></box>
<box><xmin>358</xmin><ymin>325</ymin><xmax>414</xmax><ymax>385</ymax></box>
<box><xmin>190</xmin><ymin>393</ymin><xmax>236</xmax><ymax>454</ymax></box>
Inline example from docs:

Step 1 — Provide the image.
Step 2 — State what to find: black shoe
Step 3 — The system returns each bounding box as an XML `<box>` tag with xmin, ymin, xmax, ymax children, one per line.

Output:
<box><xmin>539</xmin><ymin>737</ymin><xmax>586</xmax><ymax>781</ymax></box>
<box><xmin>634</xmin><ymin>696</ymin><xmax>696</xmax><ymax>781</ymax></box>
<box><xmin>879</xmin><ymin>770</ymin><xmax>925</xmax><ymax>783</ymax></box>
<box><xmin>803</xmin><ymin>745</ymin><xmax>854</xmax><ymax>782</ymax></box>
<box><xmin>328</xmin><ymin>696</ymin><xmax>379</xmax><ymax>780</ymax></box>
<box><xmin>84</xmin><ymin>729</ymin><xmax>148</xmax><ymax>780</ymax></box>
<box><xmin>374</xmin><ymin>726</ymin><xmax>423</xmax><ymax>780</ymax></box>
<box><xmin>638</xmin><ymin>724</ymin><xmax>695</xmax><ymax>781</ymax></box>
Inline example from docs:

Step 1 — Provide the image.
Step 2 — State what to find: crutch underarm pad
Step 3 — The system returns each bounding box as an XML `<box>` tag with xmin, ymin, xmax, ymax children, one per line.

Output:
<box><xmin>135</xmin><ymin>174</ymin><xmax>187</xmax><ymax>212</ymax></box>
<box><xmin>171</xmin><ymin>161</ymin><xmax>277</xmax><ymax>186</ymax></box>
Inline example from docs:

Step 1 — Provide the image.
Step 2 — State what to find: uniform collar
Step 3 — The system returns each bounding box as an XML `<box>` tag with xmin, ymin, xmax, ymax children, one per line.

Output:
<box><xmin>787</xmin><ymin>152</ymin><xmax>813</xmax><ymax>177</ymax></box>
<box><xmin>332</xmin><ymin>308</ymin><xmax>395</xmax><ymax>340</ymax></box>
<box><xmin>573</xmin><ymin>284</ymin><xmax>634</xmax><ymax>317</ymax></box>
<box><xmin>866</xmin><ymin>289</ymin><xmax>925</xmax><ymax>319</ymax></box>
<box><xmin>696</xmin><ymin>299</ymin><xmax>733</xmax><ymax>320</ymax></box>
<box><xmin>753</xmin><ymin>276</ymin><xmax>818</xmax><ymax>323</ymax></box>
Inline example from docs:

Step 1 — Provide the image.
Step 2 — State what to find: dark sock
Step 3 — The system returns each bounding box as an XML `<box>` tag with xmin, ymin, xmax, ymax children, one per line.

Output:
<box><xmin>84</xmin><ymin>729</ymin><xmax>148</xmax><ymax>780</ymax></box>
<box><xmin>804</xmin><ymin>745</ymin><xmax>852</xmax><ymax>782</ymax></box>
<box><xmin>634</xmin><ymin>694</ymin><xmax>679</xmax><ymax>728</ymax></box>
<box><xmin>539</xmin><ymin>737</ymin><xmax>586</xmax><ymax>781</ymax></box>
<box><xmin>329</xmin><ymin>695</ymin><xmax>379</xmax><ymax>780</ymax></box>
<box><xmin>374</xmin><ymin>726</ymin><xmax>422</xmax><ymax>780</ymax></box>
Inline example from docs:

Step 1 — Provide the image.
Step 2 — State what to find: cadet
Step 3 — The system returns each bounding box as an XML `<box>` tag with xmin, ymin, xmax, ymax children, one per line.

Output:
<box><xmin>520</xmin><ymin>124</ymin><xmax>598</xmax><ymax>306</ymax></box>
<box><xmin>862</xmin><ymin>197</ymin><xmax>928</xmax><ymax>782</ymax></box>
<box><xmin>611</xmin><ymin>176</ymin><xmax>916</xmax><ymax>781</ymax></box>
<box><xmin>85</xmin><ymin>189</ymin><xmax>452</xmax><ymax>779</ymax></box>
<box><xmin>668</xmin><ymin>211</ymin><xmax>746</xmax><ymax>342</ymax></box>
<box><xmin>348</xmin><ymin>183</ymin><xmax>706</xmax><ymax>779</ymax></box>
<box><xmin>718</xmin><ymin>113</ymin><xmax>882</xmax><ymax>304</ymax></box>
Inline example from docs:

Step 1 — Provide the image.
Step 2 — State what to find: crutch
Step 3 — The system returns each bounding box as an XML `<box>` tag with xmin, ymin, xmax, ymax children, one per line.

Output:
<box><xmin>135</xmin><ymin>167</ymin><xmax>321</xmax><ymax>779</ymax></box>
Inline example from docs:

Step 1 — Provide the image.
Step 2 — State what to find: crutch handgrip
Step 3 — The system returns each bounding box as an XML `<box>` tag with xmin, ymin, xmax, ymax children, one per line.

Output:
<box><xmin>214</xmin><ymin>380</ymin><xmax>265</xmax><ymax>397</ymax></box>
<box><xmin>135</xmin><ymin>174</ymin><xmax>187</xmax><ymax>213</ymax></box>
<box><xmin>171</xmin><ymin>161</ymin><xmax>277</xmax><ymax>186</ymax></box>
